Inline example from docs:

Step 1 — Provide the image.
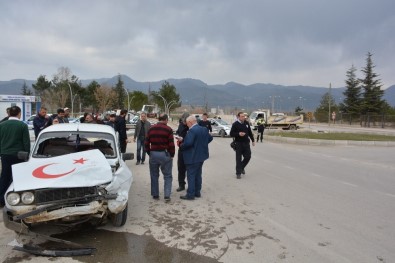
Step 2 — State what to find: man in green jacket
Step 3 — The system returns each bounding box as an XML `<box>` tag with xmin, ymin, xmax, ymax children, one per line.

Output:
<box><xmin>0</xmin><ymin>106</ymin><xmax>30</xmax><ymax>207</ymax></box>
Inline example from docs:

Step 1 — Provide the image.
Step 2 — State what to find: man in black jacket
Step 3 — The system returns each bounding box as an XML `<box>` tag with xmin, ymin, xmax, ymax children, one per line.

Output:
<box><xmin>133</xmin><ymin>112</ymin><xmax>151</xmax><ymax>165</ymax></box>
<box><xmin>230</xmin><ymin>112</ymin><xmax>255</xmax><ymax>179</ymax></box>
<box><xmin>33</xmin><ymin>107</ymin><xmax>50</xmax><ymax>139</ymax></box>
<box><xmin>115</xmin><ymin>109</ymin><xmax>128</xmax><ymax>153</ymax></box>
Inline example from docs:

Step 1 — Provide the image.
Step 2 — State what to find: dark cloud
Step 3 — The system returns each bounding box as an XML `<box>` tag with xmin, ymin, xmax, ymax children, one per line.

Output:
<box><xmin>0</xmin><ymin>0</ymin><xmax>394</xmax><ymax>87</ymax></box>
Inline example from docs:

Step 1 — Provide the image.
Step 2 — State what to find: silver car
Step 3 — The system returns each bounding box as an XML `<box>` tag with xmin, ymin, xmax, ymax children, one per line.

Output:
<box><xmin>209</xmin><ymin>118</ymin><xmax>232</xmax><ymax>137</ymax></box>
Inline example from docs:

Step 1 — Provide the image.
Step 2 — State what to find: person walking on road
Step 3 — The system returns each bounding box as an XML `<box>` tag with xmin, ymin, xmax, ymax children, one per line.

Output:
<box><xmin>230</xmin><ymin>112</ymin><xmax>255</xmax><ymax>179</ymax></box>
<box><xmin>180</xmin><ymin>115</ymin><xmax>213</xmax><ymax>200</ymax></box>
<box><xmin>145</xmin><ymin>114</ymin><xmax>175</xmax><ymax>202</ymax></box>
<box><xmin>198</xmin><ymin>113</ymin><xmax>212</xmax><ymax>133</ymax></box>
<box><xmin>133</xmin><ymin>112</ymin><xmax>151</xmax><ymax>165</ymax></box>
<box><xmin>0</xmin><ymin>106</ymin><xmax>30</xmax><ymax>207</ymax></box>
<box><xmin>256</xmin><ymin>118</ymin><xmax>265</xmax><ymax>142</ymax></box>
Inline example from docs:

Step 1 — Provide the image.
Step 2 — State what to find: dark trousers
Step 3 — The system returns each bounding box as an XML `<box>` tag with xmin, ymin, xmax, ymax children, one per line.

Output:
<box><xmin>120</xmin><ymin>139</ymin><xmax>127</xmax><ymax>153</ymax></box>
<box><xmin>0</xmin><ymin>155</ymin><xmax>24</xmax><ymax>205</ymax></box>
<box><xmin>186</xmin><ymin>162</ymin><xmax>203</xmax><ymax>198</ymax></box>
<box><xmin>177</xmin><ymin>150</ymin><xmax>186</xmax><ymax>187</ymax></box>
<box><xmin>257</xmin><ymin>131</ymin><xmax>264</xmax><ymax>142</ymax></box>
<box><xmin>235</xmin><ymin>142</ymin><xmax>251</xmax><ymax>175</ymax></box>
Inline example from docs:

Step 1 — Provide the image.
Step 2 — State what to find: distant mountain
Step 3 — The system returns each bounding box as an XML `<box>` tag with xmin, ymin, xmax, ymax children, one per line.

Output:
<box><xmin>1</xmin><ymin>76</ymin><xmax>394</xmax><ymax>112</ymax></box>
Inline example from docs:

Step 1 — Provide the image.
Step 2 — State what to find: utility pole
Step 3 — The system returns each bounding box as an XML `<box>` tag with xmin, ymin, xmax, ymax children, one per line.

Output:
<box><xmin>328</xmin><ymin>83</ymin><xmax>331</xmax><ymax>126</ymax></box>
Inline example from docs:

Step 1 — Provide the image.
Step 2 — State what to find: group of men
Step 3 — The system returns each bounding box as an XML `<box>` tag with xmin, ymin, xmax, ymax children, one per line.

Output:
<box><xmin>139</xmin><ymin>113</ymin><xmax>213</xmax><ymax>202</ymax></box>
<box><xmin>138</xmin><ymin>111</ymin><xmax>256</xmax><ymax>202</ymax></box>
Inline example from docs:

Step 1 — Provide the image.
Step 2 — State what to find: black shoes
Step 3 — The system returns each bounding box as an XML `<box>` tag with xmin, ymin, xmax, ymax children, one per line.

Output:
<box><xmin>164</xmin><ymin>196</ymin><xmax>171</xmax><ymax>202</ymax></box>
<box><xmin>236</xmin><ymin>174</ymin><xmax>241</xmax><ymax>179</ymax></box>
<box><xmin>241</xmin><ymin>169</ymin><xmax>245</xmax><ymax>175</ymax></box>
<box><xmin>180</xmin><ymin>195</ymin><xmax>195</xmax><ymax>200</ymax></box>
<box><xmin>136</xmin><ymin>161</ymin><xmax>140</xmax><ymax>165</ymax></box>
<box><xmin>176</xmin><ymin>186</ymin><xmax>185</xmax><ymax>192</ymax></box>
<box><xmin>195</xmin><ymin>194</ymin><xmax>201</xmax><ymax>198</ymax></box>
<box><xmin>141</xmin><ymin>161</ymin><xmax>144</xmax><ymax>165</ymax></box>
<box><xmin>153</xmin><ymin>196</ymin><xmax>159</xmax><ymax>200</ymax></box>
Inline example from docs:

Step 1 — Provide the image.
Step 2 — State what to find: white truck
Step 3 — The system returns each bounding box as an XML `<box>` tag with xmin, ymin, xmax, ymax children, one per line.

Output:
<box><xmin>249</xmin><ymin>109</ymin><xmax>303</xmax><ymax>130</ymax></box>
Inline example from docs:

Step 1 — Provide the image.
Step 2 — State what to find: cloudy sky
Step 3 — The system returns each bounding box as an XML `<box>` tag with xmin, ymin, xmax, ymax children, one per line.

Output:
<box><xmin>1</xmin><ymin>0</ymin><xmax>394</xmax><ymax>88</ymax></box>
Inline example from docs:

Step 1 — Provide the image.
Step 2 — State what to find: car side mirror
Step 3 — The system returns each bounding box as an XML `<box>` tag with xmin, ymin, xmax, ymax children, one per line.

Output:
<box><xmin>122</xmin><ymin>153</ymin><xmax>134</xmax><ymax>161</ymax></box>
<box><xmin>17</xmin><ymin>151</ymin><xmax>29</xmax><ymax>161</ymax></box>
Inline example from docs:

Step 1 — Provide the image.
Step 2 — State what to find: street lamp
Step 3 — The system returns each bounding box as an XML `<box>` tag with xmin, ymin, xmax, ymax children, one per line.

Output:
<box><xmin>157</xmin><ymin>94</ymin><xmax>168</xmax><ymax>114</ymax></box>
<box><xmin>167</xmin><ymin>100</ymin><xmax>177</xmax><ymax>115</ymax></box>
<box><xmin>123</xmin><ymin>87</ymin><xmax>130</xmax><ymax>113</ymax></box>
<box><xmin>66</xmin><ymin>83</ymin><xmax>75</xmax><ymax>118</ymax></box>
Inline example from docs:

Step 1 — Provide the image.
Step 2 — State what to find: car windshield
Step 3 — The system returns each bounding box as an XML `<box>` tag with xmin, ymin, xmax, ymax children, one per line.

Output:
<box><xmin>33</xmin><ymin>131</ymin><xmax>117</xmax><ymax>158</ymax></box>
<box><xmin>250</xmin><ymin>112</ymin><xmax>258</xmax><ymax>119</ymax></box>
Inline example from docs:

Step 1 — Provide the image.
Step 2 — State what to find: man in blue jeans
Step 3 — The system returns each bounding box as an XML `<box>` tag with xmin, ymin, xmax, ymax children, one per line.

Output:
<box><xmin>144</xmin><ymin>114</ymin><xmax>175</xmax><ymax>202</ymax></box>
<box><xmin>133</xmin><ymin>112</ymin><xmax>151</xmax><ymax>165</ymax></box>
<box><xmin>180</xmin><ymin>115</ymin><xmax>213</xmax><ymax>200</ymax></box>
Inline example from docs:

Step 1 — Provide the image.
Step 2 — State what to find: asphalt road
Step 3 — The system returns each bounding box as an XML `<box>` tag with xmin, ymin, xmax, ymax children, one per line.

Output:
<box><xmin>1</xmin><ymin>135</ymin><xmax>395</xmax><ymax>262</ymax></box>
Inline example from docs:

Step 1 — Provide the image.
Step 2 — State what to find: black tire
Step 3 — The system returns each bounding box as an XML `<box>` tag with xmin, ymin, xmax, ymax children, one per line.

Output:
<box><xmin>289</xmin><ymin>125</ymin><xmax>297</xmax><ymax>130</ymax></box>
<box><xmin>219</xmin><ymin>129</ymin><xmax>226</xmax><ymax>137</ymax></box>
<box><xmin>111</xmin><ymin>203</ymin><xmax>128</xmax><ymax>227</ymax></box>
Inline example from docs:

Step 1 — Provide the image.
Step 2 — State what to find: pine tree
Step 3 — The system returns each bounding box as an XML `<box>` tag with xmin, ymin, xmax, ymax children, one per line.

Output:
<box><xmin>359</xmin><ymin>52</ymin><xmax>385</xmax><ymax>114</ymax></box>
<box><xmin>112</xmin><ymin>74</ymin><xmax>126</xmax><ymax>109</ymax></box>
<box><xmin>21</xmin><ymin>81</ymin><xmax>33</xmax><ymax>95</ymax></box>
<box><xmin>314</xmin><ymin>92</ymin><xmax>338</xmax><ymax>122</ymax></box>
<box><xmin>341</xmin><ymin>65</ymin><xmax>362</xmax><ymax>115</ymax></box>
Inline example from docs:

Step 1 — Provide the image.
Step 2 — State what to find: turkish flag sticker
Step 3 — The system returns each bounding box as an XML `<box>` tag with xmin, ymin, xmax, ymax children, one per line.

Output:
<box><xmin>12</xmin><ymin>150</ymin><xmax>112</xmax><ymax>192</ymax></box>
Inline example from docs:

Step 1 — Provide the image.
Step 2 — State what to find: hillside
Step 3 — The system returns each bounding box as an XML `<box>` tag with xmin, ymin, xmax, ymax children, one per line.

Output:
<box><xmin>1</xmin><ymin>76</ymin><xmax>394</xmax><ymax>112</ymax></box>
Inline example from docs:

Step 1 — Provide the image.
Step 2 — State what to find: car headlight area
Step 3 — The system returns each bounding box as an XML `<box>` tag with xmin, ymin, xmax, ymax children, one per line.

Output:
<box><xmin>7</xmin><ymin>191</ymin><xmax>35</xmax><ymax>205</ymax></box>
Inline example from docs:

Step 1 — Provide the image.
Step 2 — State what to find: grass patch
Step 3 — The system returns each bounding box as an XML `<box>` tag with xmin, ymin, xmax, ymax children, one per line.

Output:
<box><xmin>269</xmin><ymin>132</ymin><xmax>395</xmax><ymax>141</ymax></box>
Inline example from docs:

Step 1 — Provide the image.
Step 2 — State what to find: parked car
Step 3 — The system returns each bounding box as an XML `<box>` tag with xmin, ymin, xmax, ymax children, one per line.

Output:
<box><xmin>3</xmin><ymin>123</ymin><xmax>134</xmax><ymax>234</ymax></box>
<box><xmin>209</xmin><ymin>118</ymin><xmax>231</xmax><ymax>137</ymax></box>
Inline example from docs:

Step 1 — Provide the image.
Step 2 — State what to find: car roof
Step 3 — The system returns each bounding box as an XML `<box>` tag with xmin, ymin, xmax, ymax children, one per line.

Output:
<box><xmin>40</xmin><ymin>123</ymin><xmax>116</xmax><ymax>137</ymax></box>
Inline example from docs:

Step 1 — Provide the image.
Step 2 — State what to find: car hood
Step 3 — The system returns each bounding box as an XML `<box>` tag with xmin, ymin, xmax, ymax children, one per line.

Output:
<box><xmin>11</xmin><ymin>149</ymin><xmax>113</xmax><ymax>192</ymax></box>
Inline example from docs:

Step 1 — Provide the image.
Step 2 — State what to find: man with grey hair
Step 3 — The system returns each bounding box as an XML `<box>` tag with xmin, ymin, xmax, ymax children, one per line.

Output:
<box><xmin>180</xmin><ymin>115</ymin><xmax>213</xmax><ymax>200</ymax></box>
<box><xmin>133</xmin><ymin>112</ymin><xmax>151</xmax><ymax>165</ymax></box>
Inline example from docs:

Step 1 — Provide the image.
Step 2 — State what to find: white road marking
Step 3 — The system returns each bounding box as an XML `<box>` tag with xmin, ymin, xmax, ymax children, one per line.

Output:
<box><xmin>340</xmin><ymin>181</ymin><xmax>358</xmax><ymax>188</ymax></box>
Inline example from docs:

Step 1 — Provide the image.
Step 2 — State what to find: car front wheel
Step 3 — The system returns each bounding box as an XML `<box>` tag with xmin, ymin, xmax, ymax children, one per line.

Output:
<box><xmin>219</xmin><ymin>129</ymin><xmax>226</xmax><ymax>137</ymax></box>
<box><xmin>111</xmin><ymin>203</ymin><xmax>128</xmax><ymax>227</ymax></box>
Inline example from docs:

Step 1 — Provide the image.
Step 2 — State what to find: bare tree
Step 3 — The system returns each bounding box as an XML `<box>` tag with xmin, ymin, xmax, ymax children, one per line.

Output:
<box><xmin>95</xmin><ymin>85</ymin><xmax>116</xmax><ymax>113</ymax></box>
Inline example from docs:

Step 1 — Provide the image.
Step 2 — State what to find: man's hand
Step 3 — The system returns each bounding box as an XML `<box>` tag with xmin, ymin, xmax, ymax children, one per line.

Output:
<box><xmin>239</xmin><ymin>132</ymin><xmax>246</xmax><ymax>136</ymax></box>
<box><xmin>252</xmin><ymin>142</ymin><xmax>255</xmax><ymax>146</ymax></box>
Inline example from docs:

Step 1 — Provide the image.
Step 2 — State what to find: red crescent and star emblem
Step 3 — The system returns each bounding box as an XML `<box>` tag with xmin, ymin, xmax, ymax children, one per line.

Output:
<box><xmin>32</xmin><ymin>158</ymin><xmax>88</xmax><ymax>179</ymax></box>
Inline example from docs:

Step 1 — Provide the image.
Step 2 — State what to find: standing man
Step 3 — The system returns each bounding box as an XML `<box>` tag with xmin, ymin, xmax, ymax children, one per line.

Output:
<box><xmin>175</xmin><ymin>112</ymin><xmax>189</xmax><ymax>192</ymax></box>
<box><xmin>198</xmin><ymin>113</ymin><xmax>212</xmax><ymax>133</ymax></box>
<box><xmin>256</xmin><ymin>117</ymin><xmax>265</xmax><ymax>142</ymax></box>
<box><xmin>63</xmin><ymin>107</ymin><xmax>70</xmax><ymax>123</ymax></box>
<box><xmin>230</xmin><ymin>112</ymin><xmax>255</xmax><ymax>179</ymax></box>
<box><xmin>180</xmin><ymin>115</ymin><xmax>213</xmax><ymax>200</ymax></box>
<box><xmin>106</xmin><ymin>114</ymin><xmax>116</xmax><ymax>128</ymax></box>
<box><xmin>115</xmin><ymin>109</ymin><xmax>128</xmax><ymax>153</ymax></box>
<box><xmin>145</xmin><ymin>114</ymin><xmax>175</xmax><ymax>202</ymax></box>
<box><xmin>0</xmin><ymin>108</ymin><xmax>10</xmax><ymax>123</ymax></box>
<box><xmin>55</xmin><ymin>108</ymin><xmax>67</xmax><ymax>123</ymax></box>
<box><xmin>33</xmin><ymin>107</ymin><xmax>50</xmax><ymax>139</ymax></box>
<box><xmin>133</xmin><ymin>112</ymin><xmax>151</xmax><ymax>165</ymax></box>
<box><xmin>0</xmin><ymin>106</ymin><xmax>30</xmax><ymax>207</ymax></box>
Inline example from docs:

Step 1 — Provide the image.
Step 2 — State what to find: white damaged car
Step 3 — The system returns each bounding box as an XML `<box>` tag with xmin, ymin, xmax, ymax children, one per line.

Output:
<box><xmin>3</xmin><ymin>124</ymin><xmax>133</xmax><ymax>233</ymax></box>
